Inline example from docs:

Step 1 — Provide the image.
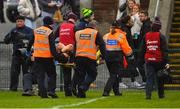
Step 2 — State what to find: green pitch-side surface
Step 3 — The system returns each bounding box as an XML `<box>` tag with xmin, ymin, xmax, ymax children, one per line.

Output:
<box><xmin>0</xmin><ymin>90</ymin><xmax>179</xmax><ymax>108</ymax></box>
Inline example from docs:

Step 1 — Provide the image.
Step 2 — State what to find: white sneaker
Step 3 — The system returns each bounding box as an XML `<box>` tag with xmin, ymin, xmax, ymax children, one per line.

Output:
<box><xmin>119</xmin><ymin>82</ymin><xmax>128</xmax><ymax>88</ymax></box>
<box><xmin>131</xmin><ymin>81</ymin><xmax>141</xmax><ymax>87</ymax></box>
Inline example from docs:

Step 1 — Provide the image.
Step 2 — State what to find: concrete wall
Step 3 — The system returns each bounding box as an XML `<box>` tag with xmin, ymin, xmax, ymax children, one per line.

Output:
<box><xmin>148</xmin><ymin>0</ymin><xmax>174</xmax><ymax>36</ymax></box>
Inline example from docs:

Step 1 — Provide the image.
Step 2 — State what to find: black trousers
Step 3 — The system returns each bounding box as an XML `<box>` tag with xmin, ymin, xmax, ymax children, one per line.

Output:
<box><xmin>10</xmin><ymin>56</ymin><xmax>29</xmax><ymax>90</ymax></box>
<box><xmin>23</xmin><ymin>64</ymin><xmax>37</xmax><ymax>91</ymax></box>
<box><xmin>145</xmin><ymin>62</ymin><xmax>164</xmax><ymax>97</ymax></box>
<box><xmin>75</xmin><ymin>57</ymin><xmax>97</xmax><ymax>92</ymax></box>
<box><xmin>62</xmin><ymin>66</ymin><xmax>72</xmax><ymax>93</ymax></box>
<box><xmin>104</xmin><ymin>61</ymin><xmax>122</xmax><ymax>94</ymax></box>
<box><xmin>32</xmin><ymin>58</ymin><xmax>57</xmax><ymax>96</ymax></box>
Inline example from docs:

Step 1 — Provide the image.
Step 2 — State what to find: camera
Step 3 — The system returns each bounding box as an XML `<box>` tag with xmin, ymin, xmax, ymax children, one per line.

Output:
<box><xmin>15</xmin><ymin>48</ymin><xmax>28</xmax><ymax>57</ymax></box>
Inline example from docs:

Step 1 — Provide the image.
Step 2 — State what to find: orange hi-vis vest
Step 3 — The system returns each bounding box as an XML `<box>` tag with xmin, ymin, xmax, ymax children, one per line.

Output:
<box><xmin>75</xmin><ymin>28</ymin><xmax>98</xmax><ymax>60</ymax></box>
<box><xmin>103</xmin><ymin>29</ymin><xmax>132</xmax><ymax>56</ymax></box>
<box><xmin>33</xmin><ymin>26</ymin><xmax>53</xmax><ymax>58</ymax></box>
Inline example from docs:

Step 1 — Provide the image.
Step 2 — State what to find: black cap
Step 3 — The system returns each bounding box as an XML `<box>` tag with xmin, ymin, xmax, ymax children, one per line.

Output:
<box><xmin>111</xmin><ymin>20</ymin><xmax>121</xmax><ymax>28</ymax></box>
<box><xmin>16</xmin><ymin>16</ymin><xmax>25</xmax><ymax>20</ymax></box>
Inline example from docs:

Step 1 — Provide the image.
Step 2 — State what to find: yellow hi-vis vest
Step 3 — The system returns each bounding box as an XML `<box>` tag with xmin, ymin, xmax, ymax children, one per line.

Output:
<box><xmin>33</xmin><ymin>26</ymin><xmax>53</xmax><ymax>58</ymax></box>
<box><xmin>75</xmin><ymin>28</ymin><xmax>98</xmax><ymax>60</ymax></box>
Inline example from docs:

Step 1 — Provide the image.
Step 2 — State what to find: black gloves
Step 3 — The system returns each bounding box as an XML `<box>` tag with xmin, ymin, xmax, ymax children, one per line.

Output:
<box><xmin>127</xmin><ymin>54</ymin><xmax>135</xmax><ymax>65</ymax></box>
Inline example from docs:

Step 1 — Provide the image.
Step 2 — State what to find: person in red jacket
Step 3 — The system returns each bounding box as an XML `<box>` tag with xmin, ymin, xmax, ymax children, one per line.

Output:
<box><xmin>138</xmin><ymin>17</ymin><xmax>169</xmax><ymax>99</ymax></box>
<box><xmin>55</xmin><ymin>12</ymin><xmax>77</xmax><ymax>96</ymax></box>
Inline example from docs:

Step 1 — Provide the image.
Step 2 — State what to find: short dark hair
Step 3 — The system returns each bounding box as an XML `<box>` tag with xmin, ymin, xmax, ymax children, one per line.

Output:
<box><xmin>139</xmin><ymin>10</ymin><xmax>149</xmax><ymax>16</ymax></box>
<box><xmin>16</xmin><ymin>16</ymin><xmax>25</xmax><ymax>20</ymax></box>
<box><xmin>120</xmin><ymin>15</ymin><xmax>131</xmax><ymax>24</ymax></box>
<box><xmin>43</xmin><ymin>16</ymin><xmax>54</xmax><ymax>25</ymax></box>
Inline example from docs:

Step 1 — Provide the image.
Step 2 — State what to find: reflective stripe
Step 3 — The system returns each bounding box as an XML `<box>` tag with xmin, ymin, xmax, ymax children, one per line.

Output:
<box><xmin>34</xmin><ymin>40</ymin><xmax>49</xmax><ymax>44</ymax></box>
<box><xmin>34</xmin><ymin>28</ymin><xmax>52</xmax><ymax>37</ymax></box>
<box><xmin>106</xmin><ymin>48</ymin><xmax>122</xmax><ymax>51</ymax></box>
<box><xmin>117</xmin><ymin>34</ymin><xmax>122</xmax><ymax>41</ymax></box>
<box><xmin>76</xmin><ymin>51</ymin><xmax>96</xmax><ymax>57</ymax></box>
<box><xmin>77</xmin><ymin>31</ymin><xmax>95</xmax><ymax>49</ymax></box>
<box><xmin>34</xmin><ymin>47</ymin><xmax>50</xmax><ymax>51</ymax></box>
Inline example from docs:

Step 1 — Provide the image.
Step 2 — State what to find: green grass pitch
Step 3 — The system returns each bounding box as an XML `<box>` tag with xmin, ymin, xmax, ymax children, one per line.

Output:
<box><xmin>0</xmin><ymin>90</ymin><xmax>179</xmax><ymax>108</ymax></box>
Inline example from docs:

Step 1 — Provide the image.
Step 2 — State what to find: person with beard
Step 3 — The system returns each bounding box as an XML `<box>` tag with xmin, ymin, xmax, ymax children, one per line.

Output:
<box><xmin>135</xmin><ymin>10</ymin><xmax>152</xmax><ymax>86</ymax></box>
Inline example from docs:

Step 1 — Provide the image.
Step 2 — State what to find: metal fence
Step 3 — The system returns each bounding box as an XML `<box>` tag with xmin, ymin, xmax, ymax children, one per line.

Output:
<box><xmin>0</xmin><ymin>41</ymin><xmax>110</xmax><ymax>90</ymax></box>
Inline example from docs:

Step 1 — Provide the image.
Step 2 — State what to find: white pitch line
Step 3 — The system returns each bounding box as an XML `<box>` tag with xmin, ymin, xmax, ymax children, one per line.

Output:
<box><xmin>52</xmin><ymin>96</ymin><xmax>106</xmax><ymax>109</ymax></box>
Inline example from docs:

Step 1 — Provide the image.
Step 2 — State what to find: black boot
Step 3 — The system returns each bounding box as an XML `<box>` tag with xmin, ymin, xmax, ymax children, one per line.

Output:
<box><xmin>102</xmin><ymin>91</ymin><xmax>109</xmax><ymax>96</ymax></box>
<box><xmin>77</xmin><ymin>88</ymin><xmax>86</xmax><ymax>98</ymax></box>
<box><xmin>48</xmin><ymin>92</ymin><xmax>58</xmax><ymax>98</ymax></box>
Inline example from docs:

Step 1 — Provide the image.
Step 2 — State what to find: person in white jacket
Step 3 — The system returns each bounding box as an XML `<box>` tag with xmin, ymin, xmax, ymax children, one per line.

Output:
<box><xmin>131</xmin><ymin>4</ymin><xmax>142</xmax><ymax>39</ymax></box>
<box><xmin>18</xmin><ymin>0</ymin><xmax>41</xmax><ymax>29</ymax></box>
<box><xmin>116</xmin><ymin>0</ymin><xmax>140</xmax><ymax>20</ymax></box>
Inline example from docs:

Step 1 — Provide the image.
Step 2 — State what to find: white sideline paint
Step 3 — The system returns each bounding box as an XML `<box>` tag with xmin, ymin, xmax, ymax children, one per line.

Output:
<box><xmin>52</xmin><ymin>97</ymin><xmax>106</xmax><ymax>109</ymax></box>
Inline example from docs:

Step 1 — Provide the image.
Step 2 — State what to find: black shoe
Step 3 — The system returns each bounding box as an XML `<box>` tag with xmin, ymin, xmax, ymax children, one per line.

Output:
<box><xmin>22</xmin><ymin>90</ymin><xmax>33</xmax><ymax>96</ymax></box>
<box><xmin>41</xmin><ymin>95</ymin><xmax>49</xmax><ymax>98</ymax></box>
<box><xmin>146</xmin><ymin>96</ymin><xmax>151</xmax><ymax>100</ymax></box>
<box><xmin>72</xmin><ymin>88</ymin><xmax>78</xmax><ymax>96</ymax></box>
<box><xmin>114</xmin><ymin>92</ymin><xmax>122</xmax><ymax>96</ymax></box>
<box><xmin>48</xmin><ymin>93</ymin><xmax>58</xmax><ymax>98</ymax></box>
<box><xmin>65</xmin><ymin>92</ymin><xmax>72</xmax><ymax>96</ymax></box>
<box><xmin>77</xmin><ymin>89</ymin><xmax>86</xmax><ymax>98</ymax></box>
<box><xmin>102</xmin><ymin>91</ymin><xmax>109</xmax><ymax>96</ymax></box>
<box><xmin>159</xmin><ymin>95</ymin><xmax>165</xmax><ymax>99</ymax></box>
<box><xmin>10</xmin><ymin>89</ymin><xmax>17</xmax><ymax>92</ymax></box>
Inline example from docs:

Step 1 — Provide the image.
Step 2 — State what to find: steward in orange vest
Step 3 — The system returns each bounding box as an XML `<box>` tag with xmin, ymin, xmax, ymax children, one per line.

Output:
<box><xmin>102</xmin><ymin>21</ymin><xmax>135</xmax><ymax>96</ymax></box>
<box><xmin>29</xmin><ymin>16</ymin><xmax>67</xmax><ymax>98</ymax></box>
<box><xmin>74</xmin><ymin>20</ymin><xmax>106</xmax><ymax>98</ymax></box>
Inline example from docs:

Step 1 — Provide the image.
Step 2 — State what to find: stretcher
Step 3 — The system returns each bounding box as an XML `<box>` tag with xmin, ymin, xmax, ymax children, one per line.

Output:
<box><xmin>58</xmin><ymin>63</ymin><xmax>76</xmax><ymax>68</ymax></box>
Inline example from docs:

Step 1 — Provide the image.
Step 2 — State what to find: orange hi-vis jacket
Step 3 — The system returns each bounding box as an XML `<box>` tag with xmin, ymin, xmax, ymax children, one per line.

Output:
<box><xmin>103</xmin><ymin>29</ymin><xmax>132</xmax><ymax>56</ymax></box>
<box><xmin>75</xmin><ymin>28</ymin><xmax>98</xmax><ymax>60</ymax></box>
<box><xmin>33</xmin><ymin>26</ymin><xmax>53</xmax><ymax>58</ymax></box>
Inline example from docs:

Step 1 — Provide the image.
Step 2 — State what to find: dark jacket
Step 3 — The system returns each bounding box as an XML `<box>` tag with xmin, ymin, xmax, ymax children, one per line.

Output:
<box><xmin>38</xmin><ymin>0</ymin><xmax>64</xmax><ymax>14</ymax></box>
<box><xmin>139</xmin><ymin>18</ymin><xmax>152</xmax><ymax>46</ymax></box>
<box><xmin>138</xmin><ymin>32</ymin><xmax>168</xmax><ymax>66</ymax></box>
<box><xmin>76</xmin><ymin>18</ymin><xmax>89</xmax><ymax>31</ymax></box>
<box><xmin>120</xmin><ymin>23</ymin><xmax>134</xmax><ymax>49</ymax></box>
<box><xmin>4</xmin><ymin>26</ymin><xmax>33</xmax><ymax>56</ymax></box>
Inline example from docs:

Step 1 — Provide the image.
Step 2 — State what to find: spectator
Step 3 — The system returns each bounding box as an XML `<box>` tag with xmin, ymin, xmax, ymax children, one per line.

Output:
<box><xmin>38</xmin><ymin>0</ymin><xmax>64</xmax><ymax>19</ymax></box>
<box><xmin>116</xmin><ymin>0</ymin><xmax>139</xmax><ymax>20</ymax></box>
<box><xmin>138</xmin><ymin>17</ymin><xmax>169</xmax><ymax>99</ymax></box>
<box><xmin>136</xmin><ymin>10</ymin><xmax>152</xmax><ymax>85</ymax></box>
<box><xmin>118</xmin><ymin>15</ymin><xmax>141</xmax><ymax>88</ymax></box>
<box><xmin>64</xmin><ymin>0</ymin><xmax>80</xmax><ymax>18</ymax></box>
<box><xmin>4</xmin><ymin>16</ymin><xmax>34</xmax><ymax>91</ymax></box>
<box><xmin>0</xmin><ymin>0</ymin><xmax>6</xmax><ymax>23</ymax></box>
<box><xmin>18</xmin><ymin>0</ymin><xmax>41</xmax><ymax>29</ymax></box>
<box><xmin>131</xmin><ymin>4</ymin><xmax>142</xmax><ymax>49</ymax></box>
